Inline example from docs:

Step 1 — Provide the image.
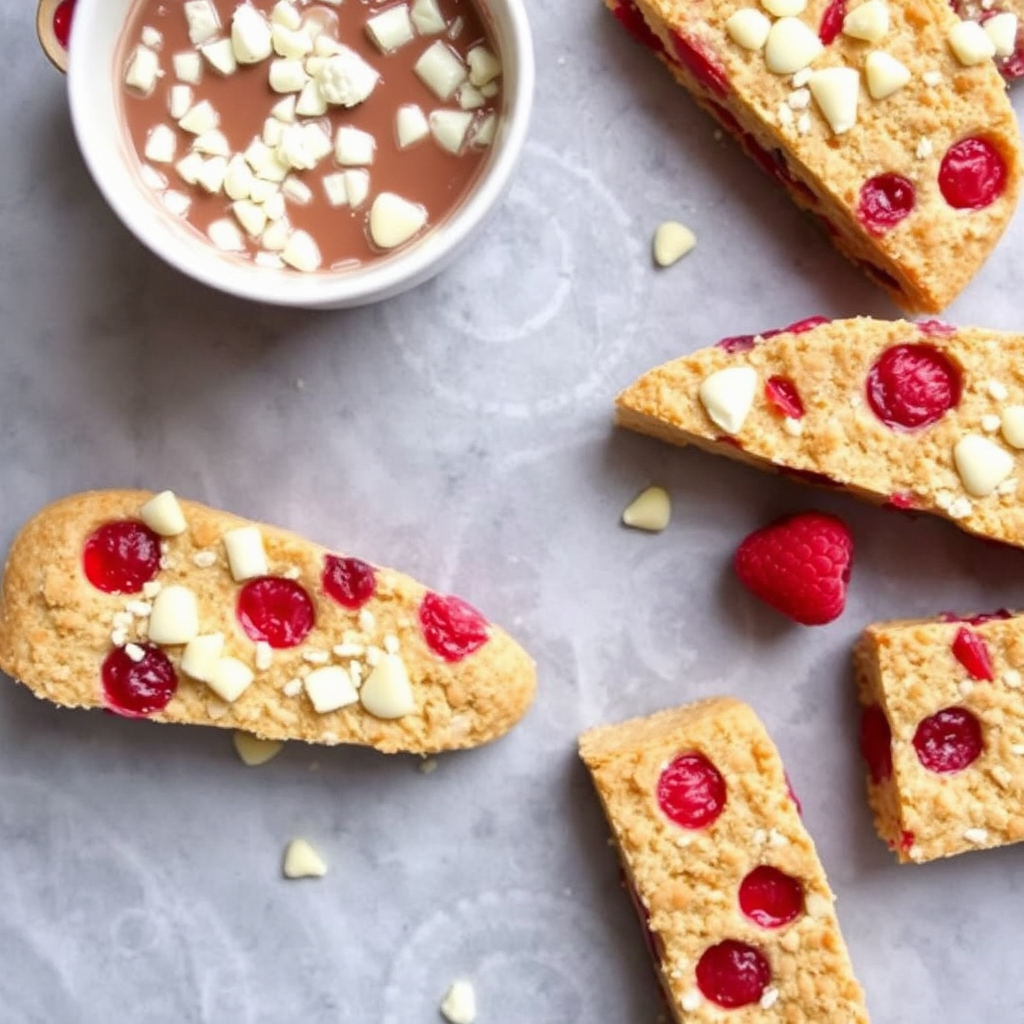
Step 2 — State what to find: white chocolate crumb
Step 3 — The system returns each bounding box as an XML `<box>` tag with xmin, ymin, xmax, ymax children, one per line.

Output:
<box><xmin>981</xmin><ymin>414</ymin><xmax>1001</xmax><ymax>433</ymax></box>
<box><xmin>989</xmin><ymin>380</ymin><xmax>1010</xmax><ymax>401</ymax></box>
<box><xmin>1003</xmin><ymin>669</ymin><xmax>1022</xmax><ymax>688</ymax></box>
<box><xmin>963</xmin><ymin>827</ymin><xmax>989</xmax><ymax>845</ymax></box>
<box><xmin>760</xmin><ymin>987</ymin><xmax>780</xmax><ymax>1010</ymax></box>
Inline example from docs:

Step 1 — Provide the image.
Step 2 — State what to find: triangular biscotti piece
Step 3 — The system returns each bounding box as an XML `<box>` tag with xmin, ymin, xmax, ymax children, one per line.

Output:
<box><xmin>0</xmin><ymin>490</ymin><xmax>536</xmax><ymax>754</ymax></box>
<box><xmin>606</xmin><ymin>0</ymin><xmax>1022</xmax><ymax>312</ymax></box>
<box><xmin>579</xmin><ymin>698</ymin><xmax>870</xmax><ymax>1021</ymax></box>
<box><xmin>856</xmin><ymin>608</ymin><xmax>1024</xmax><ymax>863</ymax></box>
<box><xmin>617</xmin><ymin>316</ymin><xmax>1024</xmax><ymax>548</ymax></box>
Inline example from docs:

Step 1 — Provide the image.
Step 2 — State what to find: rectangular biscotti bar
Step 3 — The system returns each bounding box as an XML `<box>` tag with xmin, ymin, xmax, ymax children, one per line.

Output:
<box><xmin>616</xmin><ymin>316</ymin><xmax>1024</xmax><ymax>550</ymax></box>
<box><xmin>856</xmin><ymin>610</ymin><xmax>1024</xmax><ymax>863</ymax></box>
<box><xmin>579</xmin><ymin>698</ymin><xmax>870</xmax><ymax>1021</ymax></box>
<box><xmin>606</xmin><ymin>0</ymin><xmax>1022</xmax><ymax>312</ymax></box>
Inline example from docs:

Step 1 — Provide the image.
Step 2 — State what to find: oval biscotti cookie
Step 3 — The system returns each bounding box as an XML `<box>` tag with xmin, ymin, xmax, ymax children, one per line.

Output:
<box><xmin>0</xmin><ymin>490</ymin><xmax>536</xmax><ymax>754</ymax></box>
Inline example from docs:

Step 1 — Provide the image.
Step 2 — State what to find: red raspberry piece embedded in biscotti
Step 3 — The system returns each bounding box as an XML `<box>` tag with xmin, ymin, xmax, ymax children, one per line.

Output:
<box><xmin>657</xmin><ymin>751</ymin><xmax>727</xmax><ymax>828</ymax></box>
<box><xmin>322</xmin><ymin>554</ymin><xmax>377</xmax><ymax>609</ymax></box>
<box><xmin>818</xmin><ymin>0</ymin><xmax>847</xmax><ymax>42</ymax></box>
<box><xmin>939</xmin><ymin>137</ymin><xmax>1008</xmax><ymax>209</ymax></box>
<box><xmin>765</xmin><ymin>376</ymin><xmax>804</xmax><ymax>418</ymax></box>
<box><xmin>939</xmin><ymin>609</ymin><xmax>1012</xmax><ymax>626</ymax></box>
<box><xmin>734</xmin><ymin>511</ymin><xmax>853</xmax><ymax>626</ymax></box>
<box><xmin>951</xmin><ymin>626</ymin><xmax>994</xmax><ymax>680</ymax></box>
<box><xmin>739</xmin><ymin>866</ymin><xmax>804</xmax><ymax>928</ymax></box>
<box><xmin>865</xmin><ymin>343</ymin><xmax>963</xmax><ymax>430</ymax></box>
<box><xmin>419</xmin><ymin>592</ymin><xmax>490</xmax><ymax>661</ymax></box>
<box><xmin>859</xmin><ymin>705</ymin><xmax>894</xmax><ymax>783</ymax></box>
<box><xmin>696</xmin><ymin>940</ymin><xmax>771</xmax><ymax>1008</ymax></box>
<box><xmin>612</xmin><ymin>0</ymin><xmax>666</xmax><ymax>54</ymax></box>
<box><xmin>237</xmin><ymin>577</ymin><xmax>315</xmax><ymax>648</ymax></box>
<box><xmin>102</xmin><ymin>644</ymin><xmax>177</xmax><ymax>717</ymax></box>
<box><xmin>913</xmin><ymin>707</ymin><xmax>983</xmax><ymax>773</ymax></box>
<box><xmin>83</xmin><ymin>520</ymin><xmax>162</xmax><ymax>594</ymax></box>
<box><xmin>858</xmin><ymin>174</ymin><xmax>916</xmax><ymax>235</ymax></box>
<box><xmin>670</xmin><ymin>31</ymin><xmax>729</xmax><ymax>95</ymax></box>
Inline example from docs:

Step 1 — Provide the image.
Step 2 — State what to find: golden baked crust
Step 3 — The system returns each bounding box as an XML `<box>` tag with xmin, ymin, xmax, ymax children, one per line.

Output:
<box><xmin>855</xmin><ymin>613</ymin><xmax>1024</xmax><ymax>862</ymax></box>
<box><xmin>0</xmin><ymin>490</ymin><xmax>536</xmax><ymax>754</ymax></box>
<box><xmin>616</xmin><ymin>316</ymin><xmax>1024</xmax><ymax>547</ymax></box>
<box><xmin>579</xmin><ymin>698</ymin><xmax>869</xmax><ymax>1022</ymax></box>
<box><xmin>607</xmin><ymin>0</ymin><xmax>1022</xmax><ymax>312</ymax></box>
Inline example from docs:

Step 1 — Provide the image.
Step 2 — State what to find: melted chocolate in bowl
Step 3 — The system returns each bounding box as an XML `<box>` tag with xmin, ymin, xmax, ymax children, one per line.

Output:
<box><xmin>117</xmin><ymin>0</ymin><xmax>502</xmax><ymax>272</ymax></box>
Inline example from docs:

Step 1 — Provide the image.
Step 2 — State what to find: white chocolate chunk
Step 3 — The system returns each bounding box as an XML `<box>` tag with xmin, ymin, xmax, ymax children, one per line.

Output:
<box><xmin>262</xmin><ymin>219</ymin><xmax>291</xmax><ymax>250</ymax></box>
<box><xmin>948</xmin><ymin>20</ymin><xmax>996</xmax><ymax>65</ymax></box>
<box><xmin>224</xmin><ymin>526</ymin><xmax>268</xmax><ymax>580</ymax></box>
<box><xmin>954</xmin><ymin>434</ymin><xmax>1015</xmax><ymax>496</ymax></box>
<box><xmin>415</xmin><ymin>41</ymin><xmax>468</xmax><ymax>99</ymax></box>
<box><xmin>140</xmin><ymin>490</ymin><xmax>187</xmax><ymax>536</ymax></box>
<box><xmin>467</xmin><ymin>45</ymin><xmax>502</xmax><ymax>86</ymax></box>
<box><xmin>360</xmin><ymin>654</ymin><xmax>415</xmax><ymax>719</ymax></box>
<box><xmin>193</xmin><ymin>129</ymin><xmax>231</xmax><ymax>157</ymax></box>
<box><xmin>344</xmin><ymin>169</ymin><xmax>371</xmax><ymax>207</ymax></box>
<box><xmin>313</xmin><ymin>34</ymin><xmax>344</xmax><ymax>57</ymax></box>
<box><xmin>144</xmin><ymin>124</ymin><xmax>177</xmax><ymax>164</ymax></box>
<box><xmin>233</xmin><ymin>732</ymin><xmax>283</xmax><ymax>766</ymax></box>
<box><xmin>622</xmin><ymin>485</ymin><xmax>671</xmax><ymax>532</ymax></box>
<box><xmin>429</xmin><ymin>109</ymin><xmax>473</xmax><ymax>153</ymax></box>
<box><xmin>865</xmin><ymin>50</ymin><xmax>910</xmax><ymax>98</ymax></box>
<box><xmin>176</xmin><ymin>151</ymin><xmax>205</xmax><ymax>185</ymax></box>
<box><xmin>179</xmin><ymin>99</ymin><xmax>219</xmax><ymax>134</ymax></box>
<box><xmin>335</xmin><ymin>125</ymin><xmax>377</xmax><ymax>165</ymax></box>
<box><xmin>411</xmin><ymin>0</ymin><xmax>446</xmax><ymax>34</ymax></box>
<box><xmin>244</xmin><ymin>138</ymin><xmax>274</xmax><ymax>173</ymax></box>
<box><xmin>249</xmin><ymin>178</ymin><xmax>279</xmax><ymax>203</ymax></box>
<box><xmin>842</xmin><ymin>0</ymin><xmax>889</xmax><ymax>42</ymax></box>
<box><xmin>304</xmin><ymin>666</ymin><xmax>359</xmax><ymax>712</ymax></box>
<box><xmin>457</xmin><ymin>83</ymin><xmax>485</xmax><ymax>110</ymax></box>
<box><xmin>185</xmin><ymin>0</ymin><xmax>220</xmax><ymax>44</ymax></box>
<box><xmin>1001</xmin><ymin>406</ymin><xmax>1024</xmax><ymax>448</ymax></box>
<box><xmin>263</xmin><ymin>191</ymin><xmax>286</xmax><ymax>220</ymax></box>
<box><xmin>272</xmin><ymin>23</ymin><xmax>314</xmax><ymax>58</ymax></box>
<box><xmin>232</xmin><ymin>4</ymin><xmax>273</xmax><ymax>63</ymax></box>
<box><xmin>762</xmin><ymin>0</ymin><xmax>806</xmax><ymax>15</ymax></box>
<box><xmin>282</xmin><ymin>230</ymin><xmax>322</xmax><ymax>271</ymax></box>
<box><xmin>440</xmin><ymin>981</ymin><xmax>477</xmax><ymax>1024</ymax></box>
<box><xmin>369</xmin><ymin>192</ymin><xmax>427</xmax><ymax>249</ymax></box>
<box><xmin>181</xmin><ymin>632</ymin><xmax>225</xmax><ymax>682</ymax></box>
<box><xmin>141</xmin><ymin>26</ymin><xmax>163</xmax><ymax>49</ymax></box>
<box><xmin>322</xmin><ymin>172</ymin><xmax>349</xmax><ymax>206</ymax></box>
<box><xmin>283</xmin><ymin>838</ymin><xmax>327</xmax><ymax>878</ymax></box>
<box><xmin>140</xmin><ymin>164</ymin><xmax>167</xmax><ymax>190</ymax></box>
<box><xmin>269</xmin><ymin>58</ymin><xmax>309</xmax><ymax>92</ymax></box>
<box><xmin>233</xmin><ymin>199</ymin><xmax>268</xmax><ymax>237</ymax></box>
<box><xmin>197</xmin><ymin>157</ymin><xmax>229</xmax><ymax>193</ymax></box>
<box><xmin>367</xmin><ymin>5</ymin><xmax>415</xmax><ymax>51</ymax></box>
<box><xmin>224</xmin><ymin>154</ymin><xmax>255</xmax><ymax>199</ymax></box>
<box><xmin>125</xmin><ymin>45</ymin><xmax>161</xmax><ymax>94</ymax></box>
<box><xmin>173</xmin><ymin>51</ymin><xmax>203</xmax><ymax>84</ymax></box>
<box><xmin>271</xmin><ymin>0</ymin><xmax>302</xmax><ymax>29</ymax></box>
<box><xmin>201</xmin><ymin>37</ymin><xmax>239</xmax><ymax>76</ymax></box>
<box><xmin>207</xmin><ymin>657</ymin><xmax>255</xmax><ymax>703</ymax></box>
<box><xmin>985</xmin><ymin>12</ymin><xmax>1018</xmax><ymax>57</ymax></box>
<box><xmin>470</xmin><ymin>113</ymin><xmax>495</xmax><ymax>147</ymax></box>
<box><xmin>277</xmin><ymin>123</ymin><xmax>318</xmax><ymax>170</ymax></box>
<box><xmin>282</xmin><ymin>177</ymin><xmax>313</xmax><ymax>204</ymax></box>
<box><xmin>448</xmin><ymin>14</ymin><xmax>464</xmax><ymax>37</ymax></box>
<box><xmin>271</xmin><ymin>95</ymin><xmax>297</xmax><ymax>123</ymax></box>
<box><xmin>168</xmin><ymin>84</ymin><xmax>193</xmax><ymax>120</ymax></box>
<box><xmin>726</xmin><ymin>9</ymin><xmax>772</xmax><ymax>50</ymax></box>
<box><xmin>148</xmin><ymin>584</ymin><xmax>199</xmax><ymax>645</ymax></box>
<box><xmin>163</xmin><ymin>190</ymin><xmax>192</xmax><ymax>216</ymax></box>
<box><xmin>808</xmin><ymin>66</ymin><xmax>860</xmax><ymax>134</ymax></box>
<box><xmin>263</xmin><ymin>116</ymin><xmax>284</xmax><ymax>147</ymax></box>
<box><xmin>396</xmin><ymin>104</ymin><xmax>430</xmax><ymax>147</ymax></box>
<box><xmin>209</xmin><ymin>215</ymin><xmax>244</xmax><ymax>246</ymax></box>
<box><xmin>698</xmin><ymin>366</ymin><xmax>758</xmax><ymax>434</ymax></box>
<box><xmin>296</xmin><ymin>80</ymin><xmax>328</xmax><ymax>116</ymax></box>
<box><xmin>764</xmin><ymin>17</ymin><xmax>823</xmax><ymax>74</ymax></box>
<box><xmin>317</xmin><ymin>48</ymin><xmax>380</xmax><ymax>106</ymax></box>
<box><xmin>964</xmin><ymin>827</ymin><xmax>989</xmax><ymax>845</ymax></box>
<box><xmin>653</xmin><ymin>220</ymin><xmax>697</xmax><ymax>266</ymax></box>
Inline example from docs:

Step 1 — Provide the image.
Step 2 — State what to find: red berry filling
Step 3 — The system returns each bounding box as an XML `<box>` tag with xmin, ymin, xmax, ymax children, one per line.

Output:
<box><xmin>237</xmin><ymin>577</ymin><xmax>315</xmax><ymax>649</ymax></box>
<box><xmin>913</xmin><ymin>707</ymin><xmax>983</xmax><ymax>773</ymax></box>
<box><xmin>784</xmin><ymin>771</ymin><xmax>802</xmax><ymax>815</ymax></box>
<box><xmin>765</xmin><ymin>376</ymin><xmax>804</xmax><ymax>419</ymax></box>
<box><xmin>783</xmin><ymin>316</ymin><xmax>830</xmax><ymax>334</ymax></box>
<box><xmin>419</xmin><ymin>592</ymin><xmax>490</xmax><ymax>662</ymax></box>
<box><xmin>322</xmin><ymin>554</ymin><xmax>377</xmax><ymax>610</ymax></box>
<box><xmin>612</xmin><ymin>0</ymin><xmax>666</xmax><ymax>54</ymax></box>
<box><xmin>939</xmin><ymin>609</ymin><xmax>1012</xmax><ymax>626</ymax></box>
<box><xmin>938</xmin><ymin>137</ymin><xmax>1007</xmax><ymax>209</ymax></box>
<box><xmin>886</xmin><ymin>492</ymin><xmax>916</xmax><ymax>510</ymax></box>
<box><xmin>53</xmin><ymin>0</ymin><xmax>75</xmax><ymax>48</ymax></box>
<box><xmin>739</xmin><ymin>866</ymin><xmax>804</xmax><ymax>928</ymax></box>
<box><xmin>917</xmin><ymin>319</ymin><xmax>955</xmax><ymax>336</ymax></box>
<box><xmin>657</xmin><ymin>752</ymin><xmax>727</xmax><ymax>829</ymax></box>
<box><xmin>865</xmin><ymin>344</ymin><xmax>962</xmax><ymax>430</ymax></box>
<box><xmin>859</xmin><ymin>705</ymin><xmax>893</xmax><ymax>783</ymax></box>
<box><xmin>818</xmin><ymin>0</ymin><xmax>847</xmax><ymax>42</ymax></box>
<box><xmin>102</xmin><ymin>644</ymin><xmax>177</xmax><ymax>717</ymax></box>
<box><xmin>951</xmin><ymin>627</ymin><xmax>994</xmax><ymax>681</ymax></box>
<box><xmin>670</xmin><ymin>31</ymin><xmax>729</xmax><ymax>96</ymax></box>
<box><xmin>717</xmin><ymin>318</ymin><xmax>827</xmax><ymax>355</ymax></box>
<box><xmin>899</xmin><ymin>830</ymin><xmax>916</xmax><ymax>854</ymax></box>
<box><xmin>858</xmin><ymin>174</ymin><xmax>916</xmax><ymax>235</ymax></box>
<box><xmin>695</xmin><ymin>940</ymin><xmax>771</xmax><ymax>1008</ymax></box>
<box><xmin>717</xmin><ymin>334</ymin><xmax>757</xmax><ymax>354</ymax></box>
<box><xmin>83</xmin><ymin>520</ymin><xmax>162</xmax><ymax>594</ymax></box>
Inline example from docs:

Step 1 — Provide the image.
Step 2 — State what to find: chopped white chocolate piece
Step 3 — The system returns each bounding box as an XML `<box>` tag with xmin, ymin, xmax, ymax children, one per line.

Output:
<box><xmin>264</xmin><ymin>192</ymin><xmax>286</xmax><ymax>220</ymax></box>
<box><xmin>125</xmin><ymin>46</ymin><xmax>161</xmax><ymax>94</ymax></box>
<box><xmin>369</xmin><ymin>192</ymin><xmax>427</xmax><ymax>248</ymax></box>
<box><xmin>193</xmin><ymin>129</ymin><xmax>231</xmax><ymax>157</ymax></box>
<box><xmin>726</xmin><ymin>8</ymin><xmax>772</xmax><ymax>50</ymax></box>
<box><xmin>163</xmin><ymin>190</ymin><xmax>192</xmax><ymax>216</ymax></box>
<box><xmin>255</xmin><ymin>252</ymin><xmax>285</xmax><ymax>269</ymax></box>
<box><xmin>173</xmin><ymin>50</ymin><xmax>203</xmax><ymax>84</ymax></box>
<box><xmin>440</xmin><ymin>981</ymin><xmax>477</xmax><ymax>1024</ymax></box>
<box><xmin>653</xmin><ymin>220</ymin><xmax>696</xmax><ymax>266</ymax></box>
<box><xmin>261</xmin><ymin>218</ymin><xmax>291</xmax><ymax>250</ymax></box>
<box><xmin>323</xmin><ymin>172</ymin><xmax>349</xmax><ymax>206</ymax></box>
<box><xmin>842</xmin><ymin>0</ymin><xmax>889</xmax><ymax>42</ymax></box>
<box><xmin>415</xmin><ymin>41</ymin><xmax>468</xmax><ymax>99</ymax></box>
<box><xmin>954</xmin><ymin>434</ymin><xmax>1015</xmax><ymax>496</ymax></box>
<box><xmin>207</xmin><ymin>657</ymin><xmax>255</xmax><ymax>703</ymax></box>
<box><xmin>201</xmin><ymin>37</ymin><xmax>239</xmax><ymax>76</ymax></box>
<box><xmin>865</xmin><ymin>50</ymin><xmax>910</xmax><ymax>99</ymax></box>
<box><xmin>448</xmin><ymin>14</ymin><xmax>464</xmax><ymax>37</ymax></box>
<box><xmin>233</xmin><ymin>732</ymin><xmax>284</xmax><ymax>766</ymax></box>
<box><xmin>257</xmin><ymin>153</ymin><xmax>291</xmax><ymax>182</ymax></box>
<box><xmin>304</xmin><ymin>665</ymin><xmax>359</xmax><ymax>712</ymax></box>
<box><xmin>141</xmin><ymin>26</ymin><xmax>163</xmax><ymax>49</ymax></box>
<box><xmin>144</xmin><ymin>124</ymin><xmax>177</xmax><ymax>164</ymax></box>
<box><xmin>429</xmin><ymin>109</ymin><xmax>473</xmax><ymax>153</ymax></box>
<box><xmin>764</xmin><ymin>17</ymin><xmax>823</xmax><ymax>74</ymax></box>
<box><xmin>411</xmin><ymin>0</ymin><xmax>447</xmax><ymax>34</ymax></box>
<box><xmin>622</xmin><ymin>485</ymin><xmax>672</xmax><ymax>532</ymax></box>
<box><xmin>360</xmin><ymin>654</ymin><xmax>415</xmax><ymax>719</ymax></box>
<box><xmin>272</xmin><ymin>23</ymin><xmax>315</xmax><ymax>59</ymax></box>
<box><xmin>948</xmin><ymin>20</ymin><xmax>997</xmax><ymax>65</ymax></box>
<box><xmin>271</xmin><ymin>96</ymin><xmax>297</xmax><ymax>123</ymax></box>
<box><xmin>467</xmin><ymin>45</ymin><xmax>501</xmax><ymax>86</ymax></box>
<box><xmin>224</xmin><ymin>526</ymin><xmax>269</xmax><ymax>580</ymax></box>
<box><xmin>263</xmin><ymin>116</ymin><xmax>284</xmax><ymax>147</ymax></box>
<box><xmin>343</xmin><ymin>169</ymin><xmax>370</xmax><ymax>207</ymax></box>
<box><xmin>295</xmin><ymin>80</ymin><xmax>328</xmax><ymax>116</ymax></box>
<box><xmin>698</xmin><ymin>366</ymin><xmax>758</xmax><ymax>434</ymax></box>
<box><xmin>283</xmin><ymin>838</ymin><xmax>327</xmax><ymax>878</ymax></box>
<box><xmin>185</xmin><ymin>0</ymin><xmax>220</xmax><ymax>44</ymax></box>
<box><xmin>176</xmin><ymin>151</ymin><xmax>205</xmax><ymax>185</ymax></box>
<box><xmin>209</xmin><ymin>216</ymin><xmax>245</xmax><ymax>248</ymax></box>
<box><xmin>277</xmin><ymin>123</ymin><xmax>317</xmax><ymax>170</ymax></box>
<box><xmin>396</xmin><ymin>104</ymin><xmax>430</xmax><ymax>147</ymax></box>
<box><xmin>232</xmin><ymin>4</ymin><xmax>273</xmax><ymax>63</ymax></box>
<box><xmin>148</xmin><ymin>585</ymin><xmax>200</xmax><ymax>645</ymax></box>
<box><xmin>179</xmin><ymin>99</ymin><xmax>219</xmax><ymax>134</ymax></box>
<box><xmin>168</xmin><ymin>84</ymin><xmax>193</xmax><ymax>120</ymax></box>
<box><xmin>249</xmin><ymin>178</ymin><xmax>279</xmax><ymax>204</ymax></box>
<box><xmin>269</xmin><ymin>58</ymin><xmax>309</xmax><ymax>93</ymax></box>
<box><xmin>223</xmin><ymin>154</ymin><xmax>255</xmax><ymax>199</ymax></box>
<box><xmin>1000</xmin><ymin>406</ymin><xmax>1024</xmax><ymax>448</ymax></box>
<box><xmin>335</xmin><ymin>125</ymin><xmax>377</xmax><ymax>165</ymax></box>
<box><xmin>762</xmin><ymin>0</ymin><xmax>806</xmax><ymax>15</ymax></box>
<box><xmin>233</xmin><ymin>199</ymin><xmax>268</xmax><ymax>237</ymax></box>
<box><xmin>808</xmin><ymin>66</ymin><xmax>860</xmax><ymax>134</ymax></box>
<box><xmin>181</xmin><ymin>632</ymin><xmax>226</xmax><ymax>682</ymax></box>
<box><xmin>282</xmin><ymin>177</ymin><xmax>313</xmax><ymax>204</ymax></box>
<box><xmin>367</xmin><ymin>5</ymin><xmax>416</xmax><ymax>51</ymax></box>
<box><xmin>140</xmin><ymin>491</ymin><xmax>187</xmax><ymax>536</ymax></box>
<box><xmin>470</xmin><ymin>113</ymin><xmax>496</xmax><ymax>147</ymax></box>
<box><xmin>282</xmin><ymin>230</ymin><xmax>322</xmax><ymax>271</ymax></box>
<box><xmin>985</xmin><ymin>12</ymin><xmax>1018</xmax><ymax>57</ymax></box>
<box><xmin>457</xmin><ymin>83</ymin><xmax>486</xmax><ymax>110</ymax></box>
<box><xmin>244</xmin><ymin>138</ymin><xmax>274</xmax><ymax>173</ymax></box>
<box><xmin>271</xmin><ymin>0</ymin><xmax>302</xmax><ymax>29</ymax></box>
<box><xmin>317</xmin><ymin>48</ymin><xmax>380</xmax><ymax>106</ymax></box>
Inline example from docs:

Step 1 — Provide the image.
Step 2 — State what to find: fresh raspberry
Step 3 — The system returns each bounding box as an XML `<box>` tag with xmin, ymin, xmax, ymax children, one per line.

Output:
<box><xmin>734</xmin><ymin>512</ymin><xmax>853</xmax><ymax>625</ymax></box>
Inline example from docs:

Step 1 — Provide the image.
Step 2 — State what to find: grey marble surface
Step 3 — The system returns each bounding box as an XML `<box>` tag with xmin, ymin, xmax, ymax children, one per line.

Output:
<box><xmin>3</xmin><ymin>1</ymin><xmax>1024</xmax><ymax>1021</ymax></box>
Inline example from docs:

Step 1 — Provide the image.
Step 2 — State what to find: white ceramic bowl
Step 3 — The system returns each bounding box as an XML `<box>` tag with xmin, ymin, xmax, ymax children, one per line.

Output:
<box><xmin>66</xmin><ymin>0</ymin><xmax>534</xmax><ymax>308</ymax></box>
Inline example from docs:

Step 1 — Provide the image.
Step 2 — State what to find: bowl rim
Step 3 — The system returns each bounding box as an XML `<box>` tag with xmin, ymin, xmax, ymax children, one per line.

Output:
<box><xmin>67</xmin><ymin>0</ymin><xmax>535</xmax><ymax>308</ymax></box>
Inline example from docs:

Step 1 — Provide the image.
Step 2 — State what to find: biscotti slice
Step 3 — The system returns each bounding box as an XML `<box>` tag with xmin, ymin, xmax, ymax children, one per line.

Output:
<box><xmin>579</xmin><ymin>698</ymin><xmax>869</xmax><ymax>1021</ymax></box>
<box><xmin>0</xmin><ymin>490</ymin><xmax>536</xmax><ymax>754</ymax></box>
<box><xmin>856</xmin><ymin>609</ymin><xmax>1024</xmax><ymax>863</ymax></box>
<box><xmin>617</xmin><ymin>316</ymin><xmax>1024</xmax><ymax>549</ymax></box>
<box><xmin>606</xmin><ymin>0</ymin><xmax>1021</xmax><ymax>312</ymax></box>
